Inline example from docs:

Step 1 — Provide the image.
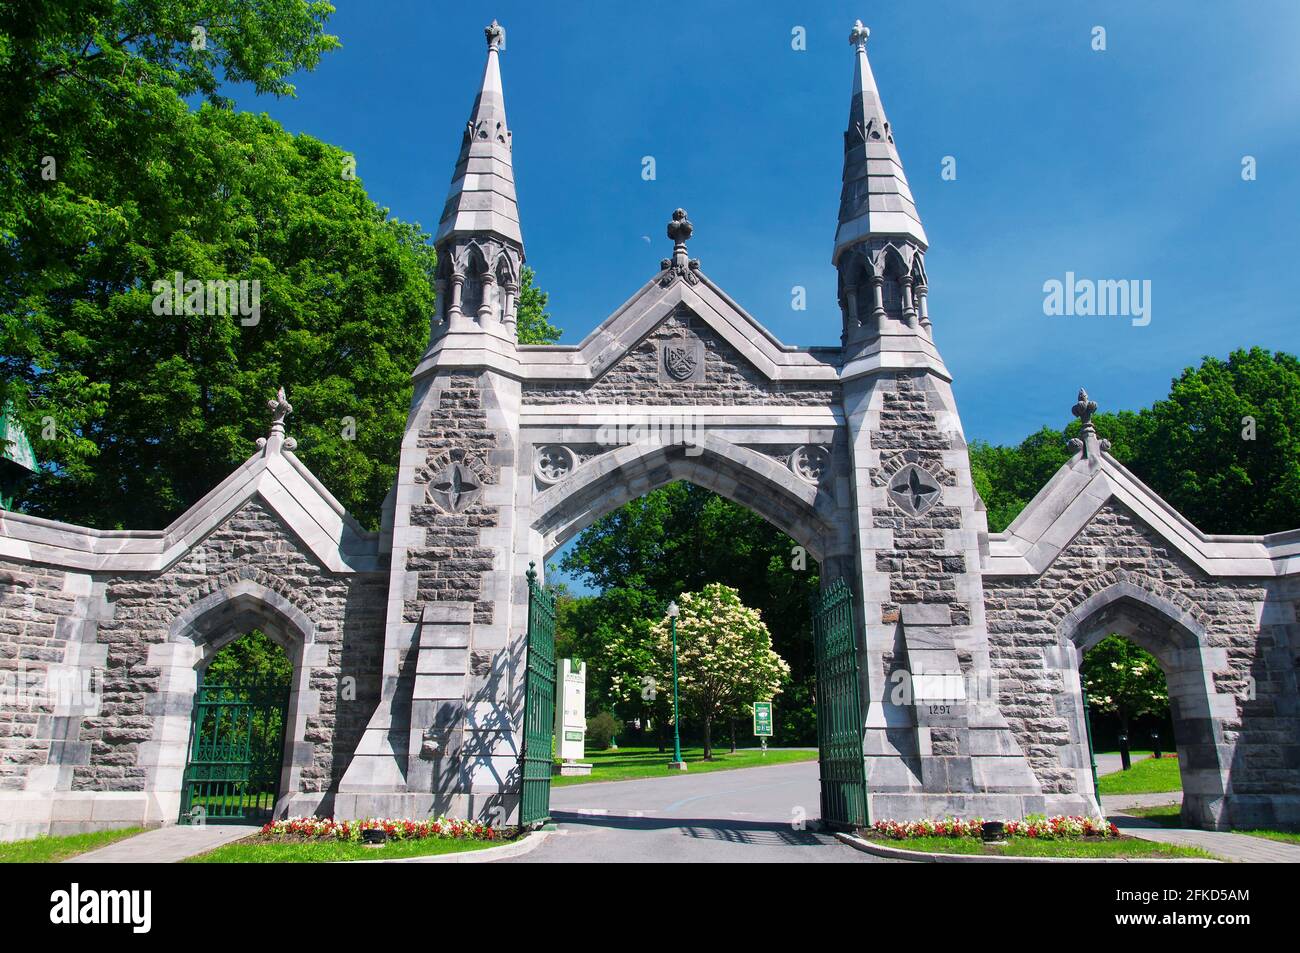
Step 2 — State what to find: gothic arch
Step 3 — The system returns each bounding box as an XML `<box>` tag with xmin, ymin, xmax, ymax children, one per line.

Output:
<box><xmin>173</xmin><ymin>577</ymin><xmax>318</xmax><ymax>659</ymax></box>
<box><xmin>530</xmin><ymin>436</ymin><xmax>841</xmax><ymax>562</ymax></box>
<box><xmin>1055</xmin><ymin>578</ymin><xmax>1229</xmax><ymax>829</ymax></box>
<box><xmin>144</xmin><ymin>579</ymin><xmax>323</xmax><ymax>821</ymax></box>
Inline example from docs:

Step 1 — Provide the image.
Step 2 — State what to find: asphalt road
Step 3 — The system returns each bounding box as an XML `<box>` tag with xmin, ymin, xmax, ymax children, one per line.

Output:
<box><xmin>508</xmin><ymin>759</ymin><xmax>886</xmax><ymax>863</ymax></box>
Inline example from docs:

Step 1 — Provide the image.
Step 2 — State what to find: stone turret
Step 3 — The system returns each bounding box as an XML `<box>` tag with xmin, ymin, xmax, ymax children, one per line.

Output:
<box><xmin>431</xmin><ymin>19</ymin><xmax>523</xmax><ymax>341</ymax></box>
<box><xmin>834</xmin><ymin>21</ymin><xmax>933</xmax><ymax>357</ymax></box>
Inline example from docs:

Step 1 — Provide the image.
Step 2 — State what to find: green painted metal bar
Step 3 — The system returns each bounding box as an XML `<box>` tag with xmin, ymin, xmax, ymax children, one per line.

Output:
<box><xmin>179</xmin><ymin>677</ymin><xmax>289</xmax><ymax>824</ymax></box>
<box><xmin>519</xmin><ymin>562</ymin><xmax>557</xmax><ymax>826</ymax></box>
<box><xmin>812</xmin><ymin>577</ymin><xmax>869</xmax><ymax>829</ymax></box>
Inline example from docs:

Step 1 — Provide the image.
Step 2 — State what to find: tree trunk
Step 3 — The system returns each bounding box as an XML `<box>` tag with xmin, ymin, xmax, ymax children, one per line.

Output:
<box><xmin>729</xmin><ymin>717</ymin><xmax>736</xmax><ymax>753</ymax></box>
<box><xmin>703</xmin><ymin>716</ymin><xmax>713</xmax><ymax>760</ymax></box>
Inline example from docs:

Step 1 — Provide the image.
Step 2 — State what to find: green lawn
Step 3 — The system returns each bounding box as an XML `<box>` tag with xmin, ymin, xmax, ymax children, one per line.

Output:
<box><xmin>1238</xmin><ymin>830</ymin><xmax>1300</xmax><ymax>845</ymax></box>
<box><xmin>1098</xmin><ymin>755</ymin><xmax>1183</xmax><ymax>795</ymax></box>
<box><xmin>862</xmin><ymin>833</ymin><xmax>1211</xmax><ymax>859</ymax></box>
<box><xmin>552</xmin><ymin>745</ymin><xmax>817</xmax><ymax>786</ymax></box>
<box><xmin>0</xmin><ymin>827</ymin><xmax>146</xmax><ymax>863</ymax></box>
<box><xmin>1116</xmin><ymin>802</ymin><xmax>1184</xmax><ymax>827</ymax></box>
<box><xmin>186</xmin><ymin>835</ymin><xmax>508</xmax><ymax>863</ymax></box>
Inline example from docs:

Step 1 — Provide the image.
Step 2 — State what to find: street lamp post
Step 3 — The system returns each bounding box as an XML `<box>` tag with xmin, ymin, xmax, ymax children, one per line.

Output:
<box><xmin>667</xmin><ymin>601</ymin><xmax>686</xmax><ymax>771</ymax></box>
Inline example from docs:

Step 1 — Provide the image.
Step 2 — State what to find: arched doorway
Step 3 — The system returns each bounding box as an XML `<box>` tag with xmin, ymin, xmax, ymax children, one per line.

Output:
<box><xmin>158</xmin><ymin>581</ymin><xmax>318</xmax><ymax>825</ymax></box>
<box><xmin>179</xmin><ymin>630</ymin><xmax>292</xmax><ymax>824</ymax></box>
<box><xmin>520</xmin><ymin>441</ymin><xmax>868</xmax><ymax>831</ymax></box>
<box><xmin>1059</xmin><ymin>583</ymin><xmax>1226</xmax><ymax>829</ymax></box>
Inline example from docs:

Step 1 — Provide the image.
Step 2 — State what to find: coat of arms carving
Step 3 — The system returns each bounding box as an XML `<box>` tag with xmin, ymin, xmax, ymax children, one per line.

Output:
<box><xmin>659</xmin><ymin>329</ymin><xmax>704</xmax><ymax>383</ymax></box>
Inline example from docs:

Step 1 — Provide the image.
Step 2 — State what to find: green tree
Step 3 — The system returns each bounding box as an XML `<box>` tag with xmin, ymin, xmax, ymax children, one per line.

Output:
<box><xmin>648</xmin><ymin>583</ymin><xmax>789</xmax><ymax>760</ymax></box>
<box><xmin>1137</xmin><ymin>348</ymin><xmax>1300</xmax><ymax>535</ymax></box>
<box><xmin>560</xmin><ymin>481</ymin><xmax>819</xmax><ymax>743</ymax></box>
<box><xmin>515</xmin><ymin>265</ymin><xmax>561</xmax><ymax>345</ymax></box>
<box><xmin>204</xmin><ymin>629</ymin><xmax>293</xmax><ymax>686</ymax></box>
<box><xmin>969</xmin><ymin>349</ymin><xmax>1298</xmax><ymax>536</ymax></box>
<box><xmin>1081</xmin><ymin>635</ymin><xmax>1168</xmax><ymax>737</ymax></box>
<box><xmin>0</xmin><ymin>3</ymin><xmax>441</xmax><ymax>530</ymax></box>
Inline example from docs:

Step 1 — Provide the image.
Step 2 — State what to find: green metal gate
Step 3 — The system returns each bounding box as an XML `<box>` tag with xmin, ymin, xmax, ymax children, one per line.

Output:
<box><xmin>179</xmin><ymin>678</ymin><xmax>290</xmax><ymax>824</ymax></box>
<box><xmin>519</xmin><ymin>562</ymin><xmax>557</xmax><ymax>826</ymax></box>
<box><xmin>813</xmin><ymin>577</ymin><xmax>869</xmax><ymax>829</ymax></box>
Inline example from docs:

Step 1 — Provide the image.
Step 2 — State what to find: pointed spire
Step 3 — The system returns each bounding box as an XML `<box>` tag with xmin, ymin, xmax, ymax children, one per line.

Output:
<box><xmin>433</xmin><ymin>19</ymin><xmax>522</xmax><ymax>249</ymax></box>
<box><xmin>833</xmin><ymin>21</ymin><xmax>926</xmax><ymax>265</ymax></box>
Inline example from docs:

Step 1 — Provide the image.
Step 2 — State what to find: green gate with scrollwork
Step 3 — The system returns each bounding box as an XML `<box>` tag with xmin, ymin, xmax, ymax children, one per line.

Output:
<box><xmin>178</xmin><ymin>679</ymin><xmax>289</xmax><ymax>824</ymax></box>
<box><xmin>519</xmin><ymin>562</ymin><xmax>556</xmax><ymax>826</ymax></box>
<box><xmin>813</xmin><ymin>577</ymin><xmax>869</xmax><ymax>829</ymax></box>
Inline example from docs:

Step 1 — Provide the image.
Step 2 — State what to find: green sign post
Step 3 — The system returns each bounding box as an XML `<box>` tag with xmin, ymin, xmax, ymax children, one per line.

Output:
<box><xmin>753</xmin><ymin>701</ymin><xmax>773</xmax><ymax>739</ymax></box>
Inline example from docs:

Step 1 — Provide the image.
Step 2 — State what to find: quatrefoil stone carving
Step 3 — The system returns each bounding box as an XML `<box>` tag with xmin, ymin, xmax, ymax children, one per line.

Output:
<box><xmin>886</xmin><ymin>463</ymin><xmax>942</xmax><ymax>516</ymax></box>
<box><xmin>428</xmin><ymin>461</ymin><xmax>483</xmax><ymax>513</ymax></box>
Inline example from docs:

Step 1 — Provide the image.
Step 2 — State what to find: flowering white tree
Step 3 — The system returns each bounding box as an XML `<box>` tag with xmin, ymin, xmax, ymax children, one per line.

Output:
<box><xmin>649</xmin><ymin>583</ymin><xmax>790</xmax><ymax>760</ymax></box>
<box><xmin>1081</xmin><ymin>635</ymin><xmax>1169</xmax><ymax>736</ymax></box>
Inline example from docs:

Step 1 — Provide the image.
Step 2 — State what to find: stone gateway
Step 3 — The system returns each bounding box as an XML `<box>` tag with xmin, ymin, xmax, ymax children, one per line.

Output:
<box><xmin>1</xmin><ymin>21</ymin><xmax>1296</xmax><ymax>839</ymax></box>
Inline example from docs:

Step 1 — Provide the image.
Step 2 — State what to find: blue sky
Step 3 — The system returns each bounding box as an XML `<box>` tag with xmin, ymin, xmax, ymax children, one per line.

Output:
<box><xmin>240</xmin><ymin>1</ymin><xmax>1300</xmax><ymax>445</ymax></box>
<box><xmin>236</xmin><ymin>2</ymin><xmax>1300</xmax><ymax>589</ymax></box>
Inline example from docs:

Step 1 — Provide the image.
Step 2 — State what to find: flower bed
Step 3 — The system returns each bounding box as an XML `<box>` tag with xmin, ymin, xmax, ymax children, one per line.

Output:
<box><xmin>869</xmin><ymin>814</ymin><xmax>1120</xmax><ymax>841</ymax></box>
<box><xmin>259</xmin><ymin>816</ymin><xmax>507</xmax><ymax>843</ymax></box>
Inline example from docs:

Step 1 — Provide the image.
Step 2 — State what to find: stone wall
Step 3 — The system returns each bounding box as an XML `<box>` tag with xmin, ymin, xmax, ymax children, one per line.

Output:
<box><xmin>984</xmin><ymin>500</ymin><xmax>1299</xmax><ymax>826</ymax></box>
<box><xmin>0</xmin><ymin>497</ymin><xmax>387</xmax><ymax>839</ymax></box>
<box><xmin>91</xmin><ymin>500</ymin><xmax>386</xmax><ymax>795</ymax></box>
<box><xmin>406</xmin><ymin>373</ymin><xmax>500</xmax><ymax>627</ymax></box>
<box><xmin>0</xmin><ymin>562</ymin><xmax>89</xmax><ymax>794</ymax></box>
<box><xmin>870</xmin><ymin>374</ymin><xmax>967</xmax><ymax>628</ymax></box>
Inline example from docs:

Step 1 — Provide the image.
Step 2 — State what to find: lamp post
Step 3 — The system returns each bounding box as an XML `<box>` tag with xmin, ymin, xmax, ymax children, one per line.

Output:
<box><xmin>667</xmin><ymin>601</ymin><xmax>686</xmax><ymax>771</ymax></box>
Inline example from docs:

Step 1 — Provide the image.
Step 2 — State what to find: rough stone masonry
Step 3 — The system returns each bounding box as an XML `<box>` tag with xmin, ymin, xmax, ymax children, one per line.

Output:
<box><xmin>0</xmin><ymin>20</ymin><xmax>1295</xmax><ymax>839</ymax></box>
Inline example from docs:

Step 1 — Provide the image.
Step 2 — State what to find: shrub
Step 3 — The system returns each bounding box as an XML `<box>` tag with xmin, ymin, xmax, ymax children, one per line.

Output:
<box><xmin>586</xmin><ymin>711</ymin><xmax>621</xmax><ymax>750</ymax></box>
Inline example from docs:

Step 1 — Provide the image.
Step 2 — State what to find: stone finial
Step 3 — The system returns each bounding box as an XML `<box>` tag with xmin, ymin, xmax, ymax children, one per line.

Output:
<box><xmin>667</xmin><ymin>208</ymin><xmax>693</xmax><ymax>245</ymax></box>
<box><xmin>1072</xmin><ymin>388</ymin><xmax>1097</xmax><ymax>429</ymax></box>
<box><xmin>659</xmin><ymin>209</ymin><xmax>701</xmax><ymax>286</ymax></box>
<box><xmin>485</xmin><ymin>19</ymin><xmax>504</xmax><ymax>51</ymax></box>
<box><xmin>1068</xmin><ymin>388</ymin><xmax>1110</xmax><ymax>458</ymax></box>
<box><xmin>849</xmin><ymin>19</ymin><xmax>870</xmax><ymax>49</ymax></box>
<box><xmin>257</xmin><ymin>386</ymin><xmax>298</xmax><ymax>454</ymax></box>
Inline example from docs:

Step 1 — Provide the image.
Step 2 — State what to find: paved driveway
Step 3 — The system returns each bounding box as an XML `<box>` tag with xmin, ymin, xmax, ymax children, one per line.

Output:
<box><xmin>508</xmin><ymin>759</ymin><xmax>885</xmax><ymax>863</ymax></box>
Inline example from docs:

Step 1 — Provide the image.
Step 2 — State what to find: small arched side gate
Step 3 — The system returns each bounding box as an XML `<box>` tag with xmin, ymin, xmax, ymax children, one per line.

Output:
<box><xmin>179</xmin><ymin>675</ymin><xmax>290</xmax><ymax>824</ymax></box>
<box><xmin>516</xmin><ymin>569</ymin><xmax>868</xmax><ymax>829</ymax></box>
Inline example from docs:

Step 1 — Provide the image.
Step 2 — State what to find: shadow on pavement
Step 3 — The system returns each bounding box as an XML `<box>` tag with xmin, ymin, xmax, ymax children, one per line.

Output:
<box><xmin>551</xmin><ymin>810</ymin><xmax>834</xmax><ymax>847</ymax></box>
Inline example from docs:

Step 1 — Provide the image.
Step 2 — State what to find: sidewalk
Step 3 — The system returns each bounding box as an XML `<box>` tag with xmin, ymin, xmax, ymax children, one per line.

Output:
<box><xmin>1102</xmin><ymin>793</ymin><xmax>1300</xmax><ymax>863</ymax></box>
<box><xmin>1111</xmin><ymin>815</ymin><xmax>1300</xmax><ymax>863</ymax></box>
<box><xmin>64</xmin><ymin>825</ymin><xmax>257</xmax><ymax>863</ymax></box>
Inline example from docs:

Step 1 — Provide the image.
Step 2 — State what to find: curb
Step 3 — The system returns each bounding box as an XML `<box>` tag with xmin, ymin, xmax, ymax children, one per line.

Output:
<box><xmin>834</xmin><ymin>832</ymin><xmax>1219</xmax><ymax>864</ymax></box>
<box><xmin>359</xmin><ymin>829</ymin><xmax>550</xmax><ymax>864</ymax></box>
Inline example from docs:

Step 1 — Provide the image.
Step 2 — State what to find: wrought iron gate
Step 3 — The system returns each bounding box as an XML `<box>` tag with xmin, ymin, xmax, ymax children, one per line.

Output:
<box><xmin>179</xmin><ymin>679</ymin><xmax>289</xmax><ymax>824</ymax></box>
<box><xmin>813</xmin><ymin>577</ymin><xmax>869</xmax><ymax>829</ymax></box>
<box><xmin>519</xmin><ymin>562</ymin><xmax>557</xmax><ymax>826</ymax></box>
